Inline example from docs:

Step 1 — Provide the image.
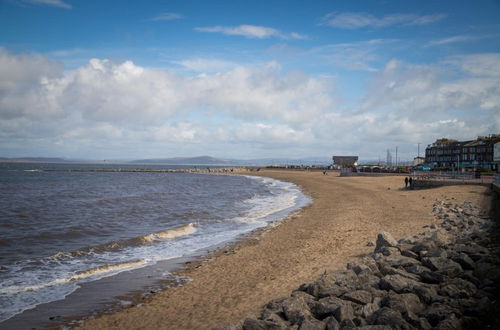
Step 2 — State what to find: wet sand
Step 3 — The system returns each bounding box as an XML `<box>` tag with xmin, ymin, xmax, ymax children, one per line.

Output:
<box><xmin>77</xmin><ymin>170</ymin><xmax>491</xmax><ymax>330</ymax></box>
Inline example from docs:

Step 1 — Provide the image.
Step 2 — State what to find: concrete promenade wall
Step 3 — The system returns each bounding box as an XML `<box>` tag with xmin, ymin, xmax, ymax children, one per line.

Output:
<box><xmin>339</xmin><ymin>172</ymin><xmax>407</xmax><ymax>177</ymax></box>
<box><xmin>412</xmin><ymin>179</ymin><xmax>491</xmax><ymax>188</ymax></box>
<box><xmin>493</xmin><ymin>182</ymin><xmax>500</xmax><ymax>194</ymax></box>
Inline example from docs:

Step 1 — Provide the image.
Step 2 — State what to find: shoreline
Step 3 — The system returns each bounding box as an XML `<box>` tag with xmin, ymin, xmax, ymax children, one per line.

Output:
<box><xmin>73</xmin><ymin>169</ymin><xmax>493</xmax><ymax>330</ymax></box>
<box><xmin>0</xmin><ymin>170</ymin><xmax>306</xmax><ymax>329</ymax></box>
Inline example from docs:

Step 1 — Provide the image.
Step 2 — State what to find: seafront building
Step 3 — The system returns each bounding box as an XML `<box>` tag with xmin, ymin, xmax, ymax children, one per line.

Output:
<box><xmin>332</xmin><ymin>156</ymin><xmax>358</xmax><ymax>168</ymax></box>
<box><xmin>424</xmin><ymin>135</ymin><xmax>500</xmax><ymax>171</ymax></box>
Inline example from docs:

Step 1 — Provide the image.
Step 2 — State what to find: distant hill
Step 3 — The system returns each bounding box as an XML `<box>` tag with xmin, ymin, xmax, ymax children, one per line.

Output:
<box><xmin>1</xmin><ymin>155</ymin><xmax>335</xmax><ymax>166</ymax></box>
<box><xmin>129</xmin><ymin>156</ymin><xmax>333</xmax><ymax>166</ymax></box>
<box><xmin>129</xmin><ymin>156</ymin><xmax>235</xmax><ymax>165</ymax></box>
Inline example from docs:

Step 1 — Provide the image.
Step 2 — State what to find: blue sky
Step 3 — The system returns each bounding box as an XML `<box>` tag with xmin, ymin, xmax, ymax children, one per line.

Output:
<box><xmin>0</xmin><ymin>0</ymin><xmax>499</xmax><ymax>160</ymax></box>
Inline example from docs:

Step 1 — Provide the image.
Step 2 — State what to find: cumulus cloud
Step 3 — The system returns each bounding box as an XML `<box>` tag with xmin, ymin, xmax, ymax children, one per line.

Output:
<box><xmin>321</xmin><ymin>12</ymin><xmax>447</xmax><ymax>29</ymax></box>
<box><xmin>0</xmin><ymin>49</ymin><xmax>335</xmax><ymax>157</ymax></box>
<box><xmin>195</xmin><ymin>25</ymin><xmax>307</xmax><ymax>40</ymax></box>
<box><xmin>356</xmin><ymin>57</ymin><xmax>500</xmax><ymax>149</ymax></box>
<box><xmin>1</xmin><ymin>48</ymin><xmax>498</xmax><ymax>160</ymax></box>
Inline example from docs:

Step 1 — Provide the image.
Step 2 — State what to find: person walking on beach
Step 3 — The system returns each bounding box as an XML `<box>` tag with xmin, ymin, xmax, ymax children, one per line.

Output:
<box><xmin>404</xmin><ymin>177</ymin><xmax>409</xmax><ymax>188</ymax></box>
<box><xmin>409</xmin><ymin>177</ymin><xmax>413</xmax><ymax>188</ymax></box>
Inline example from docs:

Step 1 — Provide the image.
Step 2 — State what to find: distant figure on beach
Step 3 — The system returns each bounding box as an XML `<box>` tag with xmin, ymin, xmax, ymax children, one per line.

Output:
<box><xmin>409</xmin><ymin>177</ymin><xmax>413</xmax><ymax>188</ymax></box>
<box><xmin>405</xmin><ymin>177</ymin><xmax>409</xmax><ymax>188</ymax></box>
<box><xmin>323</xmin><ymin>170</ymin><xmax>327</xmax><ymax>175</ymax></box>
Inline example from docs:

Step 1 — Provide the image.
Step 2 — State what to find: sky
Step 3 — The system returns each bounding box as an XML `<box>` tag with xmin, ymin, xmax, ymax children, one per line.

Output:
<box><xmin>0</xmin><ymin>0</ymin><xmax>499</xmax><ymax>161</ymax></box>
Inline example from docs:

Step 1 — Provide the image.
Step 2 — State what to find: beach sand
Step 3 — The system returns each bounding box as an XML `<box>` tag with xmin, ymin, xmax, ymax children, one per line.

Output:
<box><xmin>77</xmin><ymin>170</ymin><xmax>492</xmax><ymax>330</ymax></box>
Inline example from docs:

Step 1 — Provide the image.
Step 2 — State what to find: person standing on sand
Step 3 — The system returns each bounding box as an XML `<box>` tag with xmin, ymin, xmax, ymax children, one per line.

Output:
<box><xmin>409</xmin><ymin>177</ymin><xmax>413</xmax><ymax>188</ymax></box>
<box><xmin>405</xmin><ymin>177</ymin><xmax>409</xmax><ymax>188</ymax></box>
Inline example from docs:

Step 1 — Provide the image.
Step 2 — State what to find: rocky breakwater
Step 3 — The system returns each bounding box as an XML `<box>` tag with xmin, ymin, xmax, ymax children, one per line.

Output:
<box><xmin>223</xmin><ymin>199</ymin><xmax>500</xmax><ymax>329</ymax></box>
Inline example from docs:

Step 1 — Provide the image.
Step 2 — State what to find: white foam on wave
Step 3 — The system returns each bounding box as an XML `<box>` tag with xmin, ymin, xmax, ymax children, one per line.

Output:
<box><xmin>143</xmin><ymin>223</ymin><xmax>196</xmax><ymax>242</ymax></box>
<box><xmin>0</xmin><ymin>259</ymin><xmax>150</xmax><ymax>322</ymax></box>
<box><xmin>230</xmin><ymin>175</ymin><xmax>306</xmax><ymax>225</ymax></box>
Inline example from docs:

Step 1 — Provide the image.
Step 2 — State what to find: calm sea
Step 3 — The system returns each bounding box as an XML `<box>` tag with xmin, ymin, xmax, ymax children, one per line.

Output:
<box><xmin>0</xmin><ymin>163</ymin><xmax>309</xmax><ymax>324</ymax></box>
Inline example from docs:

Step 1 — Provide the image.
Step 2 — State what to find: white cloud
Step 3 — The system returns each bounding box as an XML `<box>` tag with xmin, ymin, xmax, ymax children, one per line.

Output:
<box><xmin>0</xmin><ymin>49</ymin><xmax>335</xmax><ymax>157</ymax></box>
<box><xmin>444</xmin><ymin>53</ymin><xmax>500</xmax><ymax>76</ymax></box>
<box><xmin>321</xmin><ymin>12</ymin><xmax>447</xmax><ymax>29</ymax></box>
<box><xmin>22</xmin><ymin>0</ymin><xmax>71</xmax><ymax>9</ymax></box>
<box><xmin>1</xmin><ymin>48</ymin><xmax>498</xmax><ymax>160</ymax></box>
<box><xmin>149</xmin><ymin>12</ymin><xmax>184</xmax><ymax>21</ymax></box>
<box><xmin>312</xmin><ymin>39</ymin><xmax>392</xmax><ymax>72</ymax></box>
<box><xmin>427</xmin><ymin>35</ymin><xmax>476</xmax><ymax>47</ymax></box>
<box><xmin>194</xmin><ymin>25</ymin><xmax>307</xmax><ymax>40</ymax></box>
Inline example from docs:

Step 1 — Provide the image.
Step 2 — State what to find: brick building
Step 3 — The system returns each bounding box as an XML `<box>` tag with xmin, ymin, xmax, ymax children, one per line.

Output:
<box><xmin>425</xmin><ymin>135</ymin><xmax>500</xmax><ymax>170</ymax></box>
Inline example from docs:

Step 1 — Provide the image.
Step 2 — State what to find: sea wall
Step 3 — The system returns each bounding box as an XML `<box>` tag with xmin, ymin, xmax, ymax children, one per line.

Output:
<box><xmin>222</xmin><ymin>198</ymin><xmax>500</xmax><ymax>329</ymax></box>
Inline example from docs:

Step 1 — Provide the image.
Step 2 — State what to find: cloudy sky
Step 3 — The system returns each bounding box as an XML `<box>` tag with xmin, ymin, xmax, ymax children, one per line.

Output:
<box><xmin>1</xmin><ymin>0</ymin><xmax>499</xmax><ymax>160</ymax></box>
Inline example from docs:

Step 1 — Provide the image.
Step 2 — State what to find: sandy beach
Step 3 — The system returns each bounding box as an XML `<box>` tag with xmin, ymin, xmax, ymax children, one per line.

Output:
<box><xmin>77</xmin><ymin>170</ymin><xmax>492</xmax><ymax>330</ymax></box>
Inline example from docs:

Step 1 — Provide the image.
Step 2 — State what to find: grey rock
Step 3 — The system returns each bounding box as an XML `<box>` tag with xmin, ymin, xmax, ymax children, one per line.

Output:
<box><xmin>375</xmin><ymin>232</ymin><xmax>399</xmax><ymax>253</ymax></box>
<box><xmin>298</xmin><ymin>318</ymin><xmax>326</xmax><ymax>330</ymax></box>
<box><xmin>381</xmin><ymin>293</ymin><xmax>425</xmax><ymax>314</ymax></box>
<box><xmin>369</xmin><ymin>307</ymin><xmax>413</xmax><ymax>329</ymax></box>
<box><xmin>421</xmin><ymin>303</ymin><xmax>459</xmax><ymax>326</ymax></box>
<box><xmin>291</xmin><ymin>291</ymin><xmax>315</xmax><ymax>301</ymax></box>
<box><xmin>400</xmin><ymin>249</ymin><xmax>419</xmax><ymax>260</ymax></box>
<box><xmin>412</xmin><ymin>284</ymin><xmax>438</xmax><ymax>304</ymax></box>
<box><xmin>403</xmin><ymin>264</ymin><xmax>432</xmax><ymax>277</ymax></box>
<box><xmin>459</xmin><ymin>270</ymin><xmax>480</xmax><ymax>286</ymax></box>
<box><xmin>419</xmin><ymin>270</ymin><xmax>447</xmax><ymax>284</ymax></box>
<box><xmin>448</xmin><ymin>278</ymin><xmax>477</xmax><ymax>296</ymax></box>
<box><xmin>374</xmin><ymin>254</ymin><xmax>421</xmax><ymax>268</ymax></box>
<box><xmin>347</xmin><ymin>262</ymin><xmax>372</xmax><ymax>275</ymax></box>
<box><xmin>309</xmin><ymin>297</ymin><xmax>346</xmax><ymax>320</ymax></box>
<box><xmin>378</xmin><ymin>264</ymin><xmax>421</xmax><ymax>281</ymax></box>
<box><xmin>323</xmin><ymin>316</ymin><xmax>339</xmax><ymax>330</ymax></box>
<box><xmin>357</xmin><ymin>301</ymin><xmax>381</xmax><ymax>318</ymax></box>
<box><xmin>473</xmin><ymin>260</ymin><xmax>500</xmax><ymax>282</ymax></box>
<box><xmin>281</xmin><ymin>295</ymin><xmax>313</xmax><ymax>325</ymax></box>
<box><xmin>451</xmin><ymin>253</ymin><xmax>475</xmax><ymax>270</ymax></box>
<box><xmin>341</xmin><ymin>290</ymin><xmax>372</xmax><ymax>305</ymax></box>
<box><xmin>357</xmin><ymin>273</ymin><xmax>381</xmax><ymax>290</ymax></box>
<box><xmin>379</xmin><ymin>274</ymin><xmax>418</xmax><ymax>293</ymax></box>
<box><xmin>242</xmin><ymin>317</ymin><xmax>287</xmax><ymax>330</ymax></box>
<box><xmin>333</xmin><ymin>304</ymin><xmax>354</xmax><ymax>323</ymax></box>
<box><xmin>339</xmin><ymin>319</ymin><xmax>356</xmax><ymax>328</ymax></box>
<box><xmin>438</xmin><ymin>284</ymin><xmax>470</xmax><ymax>299</ymax></box>
<box><xmin>422</xmin><ymin>257</ymin><xmax>463</xmax><ymax>277</ymax></box>
<box><xmin>379</xmin><ymin>246</ymin><xmax>401</xmax><ymax>256</ymax></box>
<box><xmin>435</xmin><ymin>314</ymin><xmax>462</xmax><ymax>330</ymax></box>
<box><xmin>415</xmin><ymin>317</ymin><xmax>433</xmax><ymax>330</ymax></box>
<box><xmin>422</xmin><ymin>248</ymin><xmax>447</xmax><ymax>258</ymax></box>
<box><xmin>300</xmin><ymin>270</ymin><xmax>359</xmax><ymax>298</ymax></box>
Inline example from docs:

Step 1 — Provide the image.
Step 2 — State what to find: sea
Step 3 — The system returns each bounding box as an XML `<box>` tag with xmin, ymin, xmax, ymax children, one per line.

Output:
<box><xmin>0</xmin><ymin>162</ymin><xmax>309</xmax><ymax>327</ymax></box>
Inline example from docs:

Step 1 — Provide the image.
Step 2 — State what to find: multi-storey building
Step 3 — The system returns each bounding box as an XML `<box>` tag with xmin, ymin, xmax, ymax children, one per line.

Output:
<box><xmin>425</xmin><ymin>135</ymin><xmax>500</xmax><ymax>170</ymax></box>
<box><xmin>332</xmin><ymin>156</ymin><xmax>358</xmax><ymax>168</ymax></box>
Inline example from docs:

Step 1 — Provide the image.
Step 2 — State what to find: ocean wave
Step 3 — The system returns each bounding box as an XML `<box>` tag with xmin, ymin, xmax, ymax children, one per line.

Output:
<box><xmin>0</xmin><ymin>259</ymin><xmax>149</xmax><ymax>296</ymax></box>
<box><xmin>49</xmin><ymin>223</ymin><xmax>197</xmax><ymax>260</ymax></box>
